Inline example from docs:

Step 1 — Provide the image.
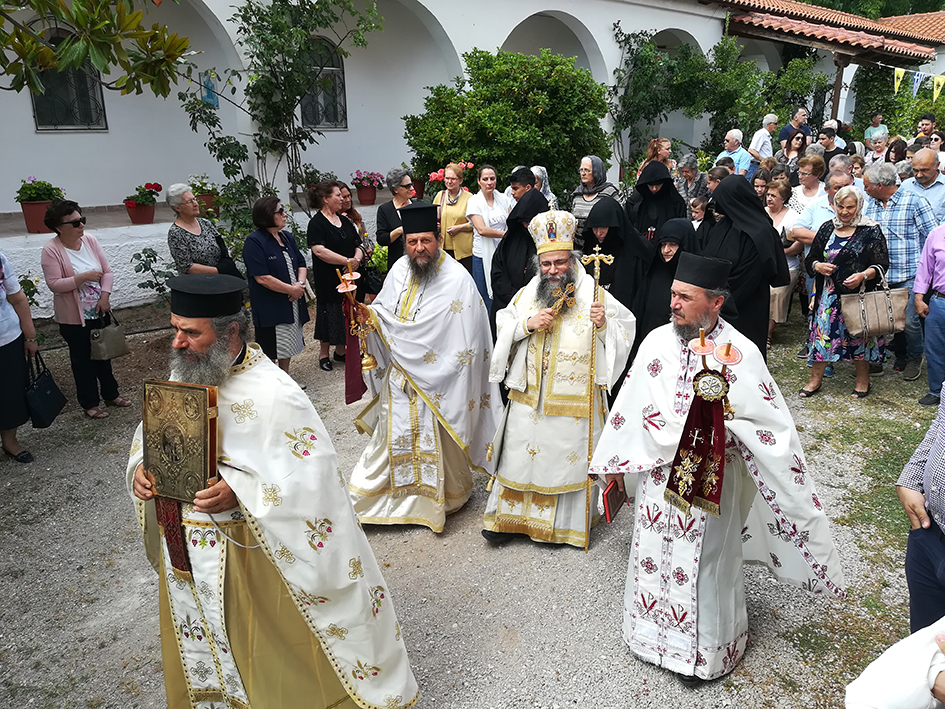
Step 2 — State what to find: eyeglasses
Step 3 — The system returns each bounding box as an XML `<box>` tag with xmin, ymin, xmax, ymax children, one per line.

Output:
<box><xmin>275</xmin><ymin>207</ymin><xmax>287</xmax><ymax>215</ymax></box>
<box><xmin>182</xmin><ymin>198</ymin><xmax>199</xmax><ymax>206</ymax></box>
<box><xmin>798</xmin><ymin>171</ymin><xmax>813</xmax><ymax>178</ymax></box>
<box><xmin>60</xmin><ymin>216</ymin><xmax>87</xmax><ymax>228</ymax></box>
<box><xmin>579</xmin><ymin>168</ymin><xmax>592</xmax><ymax>173</ymax></box>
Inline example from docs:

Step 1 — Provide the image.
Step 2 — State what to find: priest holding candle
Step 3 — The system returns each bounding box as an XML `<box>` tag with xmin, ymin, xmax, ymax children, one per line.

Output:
<box><xmin>348</xmin><ymin>202</ymin><xmax>501</xmax><ymax>533</ymax></box>
<box><xmin>589</xmin><ymin>252</ymin><xmax>846</xmax><ymax>686</ymax></box>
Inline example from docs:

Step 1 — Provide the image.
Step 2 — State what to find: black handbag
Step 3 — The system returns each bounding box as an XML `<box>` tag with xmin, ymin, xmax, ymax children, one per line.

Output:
<box><xmin>90</xmin><ymin>312</ymin><xmax>130</xmax><ymax>361</ymax></box>
<box><xmin>361</xmin><ymin>265</ymin><xmax>384</xmax><ymax>295</ymax></box>
<box><xmin>214</xmin><ymin>233</ymin><xmax>244</xmax><ymax>279</ymax></box>
<box><xmin>25</xmin><ymin>351</ymin><xmax>67</xmax><ymax>429</ymax></box>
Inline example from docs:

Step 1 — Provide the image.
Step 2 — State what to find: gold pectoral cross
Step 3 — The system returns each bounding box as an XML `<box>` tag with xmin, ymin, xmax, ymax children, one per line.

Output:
<box><xmin>551</xmin><ymin>282</ymin><xmax>576</xmax><ymax>315</ymax></box>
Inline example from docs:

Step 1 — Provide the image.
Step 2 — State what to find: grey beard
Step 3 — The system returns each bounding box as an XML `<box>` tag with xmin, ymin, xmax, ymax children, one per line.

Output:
<box><xmin>672</xmin><ymin>311</ymin><xmax>717</xmax><ymax>342</ymax></box>
<box><xmin>536</xmin><ymin>267</ymin><xmax>576</xmax><ymax>311</ymax></box>
<box><xmin>169</xmin><ymin>337</ymin><xmax>234</xmax><ymax>387</ymax></box>
<box><xmin>408</xmin><ymin>248</ymin><xmax>440</xmax><ymax>284</ymax></box>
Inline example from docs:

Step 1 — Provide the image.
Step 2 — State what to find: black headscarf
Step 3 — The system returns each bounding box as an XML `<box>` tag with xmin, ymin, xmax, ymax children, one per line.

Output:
<box><xmin>583</xmin><ymin>196</ymin><xmax>650</xmax><ymax>310</ymax></box>
<box><xmin>626</xmin><ymin>161</ymin><xmax>688</xmax><ymax>236</ymax></box>
<box><xmin>571</xmin><ymin>155</ymin><xmax>618</xmax><ymax>197</ymax></box>
<box><xmin>635</xmin><ymin>218</ymin><xmax>698</xmax><ymax>346</ymax></box>
<box><xmin>709</xmin><ymin>175</ymin><xmax>789</xmax><ymax>286</ymax></box>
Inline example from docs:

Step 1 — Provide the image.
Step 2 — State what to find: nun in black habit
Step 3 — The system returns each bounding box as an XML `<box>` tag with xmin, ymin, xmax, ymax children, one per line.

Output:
<box><xmin>489</xmin><ymin>189</ymin><xmax>550</xmax><ymax>336</ymax></box>
<box><xmin>625</xmin><ymin>161</ymin><xmax>688</xmax><ymax>239</ymax></box>
<box><xmin>582</xmin><ymin>195</ymin><xmax>650</xmax><ymax>311</ymax></box>
<box><xmin>700</xmin><ymin>174</ymin><xmax>789</xmax><ymax>359</ymax></box>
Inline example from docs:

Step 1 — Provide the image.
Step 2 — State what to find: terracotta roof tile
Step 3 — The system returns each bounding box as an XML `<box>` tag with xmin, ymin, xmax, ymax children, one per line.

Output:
<box><xmin>878</xmin><ymin>11</ymin><xmax>945</xmax><ymax>44</ymax></box>
<box><xmin>730</xmin><ymin>11</ymin><xmax>937</xmax><ymax>59</ymax></box>
<box><xmin>712</xmin><ymin>0</ymin><xmax>940</xmax><ymax>44</ymax></box>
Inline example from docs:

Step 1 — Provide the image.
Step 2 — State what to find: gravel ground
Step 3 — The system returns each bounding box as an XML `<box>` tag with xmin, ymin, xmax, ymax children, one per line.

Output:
<box><xmin>0</xmin><ymin>307</ymin><xmax>925</xmax><ymax>708</ymax></box>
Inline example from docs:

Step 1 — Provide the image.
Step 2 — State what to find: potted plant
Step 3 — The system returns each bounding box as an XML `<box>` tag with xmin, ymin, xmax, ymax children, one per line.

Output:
<box><xmin>350</xmin><ymin>170</ymin><xmax>384</xmax><ymax>206</ymax></box>
<box><xmin>188</xmin><ymin>174</ymin><xmax>219</xmax><ymax>217</ymax></box>
<box><xmin>15</xmin><ymin>177</ymin><xmax>64</xmax><ymax>233</ymax></box>
<box><xmin>288</xmin><ymin>164</ymin><xmax>338</xmax><ymax>209</ymax></box>
<box><xmin>124</xmin><ymin>182</ymin><xmax>163</xmax><ymax>224</ymax></box>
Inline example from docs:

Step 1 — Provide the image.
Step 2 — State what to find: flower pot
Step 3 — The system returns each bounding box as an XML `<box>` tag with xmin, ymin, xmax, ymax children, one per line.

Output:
<box><xmin>412</xmin><ymin>179</ymin><xmax>426</xmax><ymax>200</ymax></box>
<box><xmin>19</xmin><ymin>201</ymin><xmax>53</xmax><ymax>233</ymax></box>
<box><xmin>195</xmin><ymin>193</ymin><xmax>218</xmax><ymax>217</ymax></box>
<box><xmin>126</xmin><ymin>204</ymin><xmax>155</xmax><ymax>225</ymax></box>
<box><xmin>356</xmin><ymin>186</ymin><xmax>377</xmax><ymax>206</ymax></box>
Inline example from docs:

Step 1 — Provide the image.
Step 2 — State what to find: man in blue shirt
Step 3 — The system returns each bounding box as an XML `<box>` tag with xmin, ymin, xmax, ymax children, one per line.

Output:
<box><xmin>779</xmin><ymin>107</ymin><xmax>812</xmax><ymax>150</ymax></box>
<box><xmin>715</xmin><ymin>129</ymin><xmax>751</xmax><ymax>176</ymax></box>
<box><xmin>901</xmin><ymin>148</ymin><xmax>945</xmax><ymax>225</ymax></box>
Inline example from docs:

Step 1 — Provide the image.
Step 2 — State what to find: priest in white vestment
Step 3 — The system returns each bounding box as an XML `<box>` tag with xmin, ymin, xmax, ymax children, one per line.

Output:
<box><xmin>350</xmin><ymin>202</ymin><xmax>501</xmax><ymax>532</ymax></box>
<box><xmin>485</xmin><ymin>209</ymin><xmax>634</xmax><ymax>547</ymax></box>
<box><xmin>128</xmin><ymin>274</ymin><xmax>418</xmax><ymax>709</ymax></box>
<box><xmin>590</xmin><ymin>253</ymin><xmax>845</xmax><ymax>684</ymax></box>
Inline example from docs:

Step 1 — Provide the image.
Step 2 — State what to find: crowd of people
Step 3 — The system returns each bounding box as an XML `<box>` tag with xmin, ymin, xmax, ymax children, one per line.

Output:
<box><xmin>5</xmin><ymin>107</ymin><xmax>945</xmax><ymax>707</ymax></box>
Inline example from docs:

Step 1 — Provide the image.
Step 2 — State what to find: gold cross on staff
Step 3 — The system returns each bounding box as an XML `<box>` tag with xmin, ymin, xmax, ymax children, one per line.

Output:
<box><xmin>580</xmin><ymin>244</ymin><xmax>614</xmax><ymax>283</ymax></box>
<box><xmin>551</xmin><ymin>282</ymin><xmax>576</xmax><ymax>315</ymax></box>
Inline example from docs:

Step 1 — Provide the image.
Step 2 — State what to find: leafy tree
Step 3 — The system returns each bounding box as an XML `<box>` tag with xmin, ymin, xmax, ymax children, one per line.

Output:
<box><xmin>803</xmin><ymin>0</ymin><xmax>945</xmax><ymax>20</ymax></box>
<box><xmin>850</xmin><ymin>65</ymin><xmax>938</xmax><ymax>140</ymax></box>
<box><xmin>404</xmin><ymin>48</ymin><xmax>611</xmax><ymax>207</ymax></box>
<box><xmin>0</xmin><ymin>0</ymin><xmax>188</xmax><ymax>96</ymax></box>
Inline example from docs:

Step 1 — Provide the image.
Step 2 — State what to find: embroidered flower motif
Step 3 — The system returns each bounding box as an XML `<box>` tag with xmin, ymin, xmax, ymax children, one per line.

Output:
<box><xmin>790</xmin><ymin>454</ymin><xmax>806</xmax><ymax>485</ymax></box>
<box><xmin>449</xmin><ymin>300</ymin><xmax>464</xmax><ymax>314</ymax></box>
<box><xmin>275</xmin><ymin>544</ymin><xmax>295</xmax><ymax>564</ymax></box>
<box><xmin>385</xmin><ymin>696</ymin><xmax>405</xmax><ymax>709</ymax></box>
<box><xmin>370</xmin><ymin>586</ymin><xmax>386</xmax><ymax>616</ymax></box>
<box><xmin>611</xmin><ymin>412</ymin><xmax>626</xmax><ymax>429</ymax></box>
<box><xmin>812</xmin><ymin>493</ymin><xmax>822</xmax><ymax>510</ymax></box>
<box><xmin>651</xmin><ymin>466</ymin><xmax>666</xmax><ymax>484</ymax></box>
<box><xmin>285</xmin><ymin>427</ymin><xmax>318</xmax><ymax>459</ymax></box>
<box><xmin>724</xmin><ymin>369</ymin><xmax>737</xmax><ymax>384</ymax></box>
<box><xmin>456</xmin><ymin>348</ymin><xmax>474</xmax><ymax>366</ymax></box>
<box><xmin>297</xmin><ymin>589</ymin><xmax>330</xmax><ymax>606</ymax></box>
<box><xmin>327</xmin><ymin>623</ymin><xmax>349</xmax><ymax>639</ymax></box>
<box><xmin>348</xmin><ymin>557</ymin><xmax>364</xmax><ymax>579</ymax></box>
<box><xmin>642</xmin><ymin>404</ymin><xmax>665</xmax><ymax>431</ymax></box>
<box><xmin>261</xmin><ymin>484</ymin><xmax>283</xmax><ymax>506</ymax></box>
<box><xmin>351</xmin><ymin>659</ymin><xmax>382</xmax><ymax>680</ymax></box>
<box><xmin>641</xmin><ymin>557</ymin><xmax>658</xmax><ymax>574</ymax></box>
<box><xmin>647</xmin><ymin>359</ymin><xmax>662</xmax><ymax>377</ymax></box>
<box><xmin>423</xmin><ymin>350</ymin><xmax>437</xmax><ymax>364</ymax></box>
<box><xmin>230</xmin><ymin>399</ymin><xmax>258</xmax><ymax>424</ymax></box>
<box><xmin>770</xmin><ymin>553</ymin><xmax>782</xmax><ymax>568</ymax></box>
<box><xmin>189</xmin><ymin>528</ymin><xmax>216</xmax><ymax>548</ymax></box>
<box><xmin>758</xmin><ymin>381</ymin><xmax>779</xmax><ymax>408</ymax></box>
<box><xmin>480</xmin><ymin>393</ymin><xmax>491</xmax><ymax>409</ymax></box>
<box><xmin>567</xmin><ymin>451</ymin><xmax>580</xmax><ymax>465</ymax></box>
<box><xmin>180</xmin><ymin>614</ymin><xmax>204</xmax><ymax>641</ymax></box>
<box><xmin>672</xmin><ymin>567</ymin><xmax>690</xmax><ymax>586</ymax></box>
<box><xmin>756</xmin><ymin>430</ymin><xmax>776</xmax><ymax>446</ymax></box>
<box><xmin>305</xmin><ymin>518</ymin><xmax>333</xmax><ymax>551</ymax></box>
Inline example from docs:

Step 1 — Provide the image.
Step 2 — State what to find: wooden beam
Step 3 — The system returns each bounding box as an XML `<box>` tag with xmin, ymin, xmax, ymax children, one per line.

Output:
<box><xmin>831</xmin><ymin>53</ymin><xmax>852</xmax><ymax>121</ymax></box>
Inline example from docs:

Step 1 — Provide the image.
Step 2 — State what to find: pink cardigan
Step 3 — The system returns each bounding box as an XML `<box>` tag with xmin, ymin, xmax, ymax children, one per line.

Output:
<box><xmin>41</xmin><ymin>235</ymin><xmax>114</xmax><ymax>325</ymax></box>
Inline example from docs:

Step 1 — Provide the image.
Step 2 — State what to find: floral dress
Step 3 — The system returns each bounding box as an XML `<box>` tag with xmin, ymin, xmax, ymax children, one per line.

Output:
<box><xmin>807</xmin><ymin>231</ymin><xmax>886</xmax><ymax>363</ymax></box>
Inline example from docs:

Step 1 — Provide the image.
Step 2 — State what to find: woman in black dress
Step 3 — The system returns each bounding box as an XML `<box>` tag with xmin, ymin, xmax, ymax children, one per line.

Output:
<box><xmin>375</xmin><ymin>168</ymin><xmax>415</xmax><ymax>270</ymax></box>
<box><xmin>307</xmin><ymin>180</ymin><xmax>365</xmax><ymax>371</ymax></box>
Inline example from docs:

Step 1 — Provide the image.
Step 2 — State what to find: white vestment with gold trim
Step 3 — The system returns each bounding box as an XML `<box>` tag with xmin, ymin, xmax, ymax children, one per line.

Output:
<box><xmin>589</xmin><ymin>319</ymin><xmax>845</xmax><ymax>680</ymax></box>
<box><xmin>485</xmin><ymin>267</ymin><xmax>634</xmax><ymax>546</ymax></box>
<box><xmin>127</xmin><ymin>345</ymin><xmax>418</xmax><ymax>709</ymax></box>
<box><xmin>349</xmin><ymin>251</ymin><xmax>501</xmax><ymax>532</ymax></box>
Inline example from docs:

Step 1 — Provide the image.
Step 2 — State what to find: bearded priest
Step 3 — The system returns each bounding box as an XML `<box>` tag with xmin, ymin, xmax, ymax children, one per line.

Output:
<box><xmin>349</xmin><ymin>202</ymin><xmax>501</xmax><ymax>532</ymax></box>
<box><xmin>589</xmin><ymin>252</ymin><xmax>845</xmax><ymax>685</ymax></box>
<box><xmin>484</xmin><ymin>210</ymin><xmax>635</xmax><ymax>548</ymax></box>
<box><xmin>128</xmin><ymin>274</ymin><xmax>418</xmax><ymax>709</ymax></box>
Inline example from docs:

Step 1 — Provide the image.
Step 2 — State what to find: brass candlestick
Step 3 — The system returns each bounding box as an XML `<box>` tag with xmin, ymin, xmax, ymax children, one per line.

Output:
<box><xmin>335</xmin><ymin>269</ymin><xmax>377</xmax><ymax>371</ymax></box>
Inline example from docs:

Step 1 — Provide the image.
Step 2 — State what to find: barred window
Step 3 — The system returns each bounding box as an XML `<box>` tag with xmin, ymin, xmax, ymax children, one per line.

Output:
<box><xmin>300</xmin><ymin>38</ymin><xmax>347</xmax><ymax>130</ymax></box>
<box><xmin>31</xmin><ymin>28</ymin><xmax>107</xmax><ymax>131</ymax></box>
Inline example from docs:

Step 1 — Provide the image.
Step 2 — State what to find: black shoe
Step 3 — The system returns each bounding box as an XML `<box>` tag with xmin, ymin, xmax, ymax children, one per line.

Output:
<box><xmin>2</xmin><ymin>447</ymin><xmax>33</xmax><ymax>463</ymax></box>
<box><xmin>796</xmin><ymin>344</ymin><xmax>809</xmax><ymax>359</ymax></box>
<box><xmin>333</xmin><ymin>352</ymin><xmax>346</xmax><ymax>363</ymax></box>
<box><xmin>894</xmin><ymin>357</ymin><xmax>907</xmax><ymax>372</ymax></box>
<box><xmin>319</xmin><ymin>357</ymin><xmax>332</xmax><ymax>371</ymax></box>
<box><xmin>481</xmin><ymin>529</ymin><xmax>516</xmax><ymax>545</ymax></box>
<box><xmin>903</xmin><ymin>358</ymin><xmax>923</xmax><ymax>381</ymax></box>
<box><xmin>920</xmin><ymin>393</ymin><xmax>941</xmax><ymax>407</ymax></box>
<box><xmin>676</xmin><ymin>673</ymin><xmax>705</xmax><ymax>688</ymax></box>
<box><xmin>869</xmin><ymin>363</ymin><xmax>884</xmax><ymax>376</ymax></box>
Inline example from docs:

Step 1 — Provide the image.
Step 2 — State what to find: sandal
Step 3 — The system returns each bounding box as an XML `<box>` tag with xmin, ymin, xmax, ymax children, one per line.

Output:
<box><xmin>84</xmin><ymin>406</ymin><xmax>109</xmax><ymax>419</ymax></box>
<box><xmin>766</xmin><ymin>337</ymin><xmax>772</xmax><ymax>350</ymax></box>
<box><xmin>105</xmin><ymin>396</ymin><xmax>132</xmax><ymax>407</ymax></box>
<box><xmin>851</xmin><ymin>385</ymin><xmax>871</xmax><ymax>399</ymax></box>
<box><xmin>798</xmin><ymin>385</ymin><xmax>821</xmax><ymax>398</ymax></box>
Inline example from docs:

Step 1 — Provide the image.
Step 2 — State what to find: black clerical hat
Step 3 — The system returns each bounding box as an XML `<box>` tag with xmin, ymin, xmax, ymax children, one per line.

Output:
<box><xmin>167</xmin><ymin>274</ymin><xmax>246</xmax><ymax>317</ymax></box>
<box><xmin>400</xmin><ymin>201</ymin><xmax>438</xmax><ymax>235</ymax></box>
<box><xmin>674</xmin><ymin>253</ymin><xmax>731</xmax><ymax>291</ymax></box>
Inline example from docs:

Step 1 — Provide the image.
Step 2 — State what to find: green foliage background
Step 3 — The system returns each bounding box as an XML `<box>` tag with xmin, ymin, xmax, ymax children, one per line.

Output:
<box><xmin>403</xmin><ymin>49</ymin><xmax>611</xmax><ymax>207</ymax></box>
<box><xmin>851</xmin><ymin>66</ymin><xmax>940</xmax><ymax>140</ymax></box>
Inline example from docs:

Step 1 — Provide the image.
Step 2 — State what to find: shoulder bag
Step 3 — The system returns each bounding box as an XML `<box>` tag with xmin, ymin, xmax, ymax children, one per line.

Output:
<box><xmin>25</xmin><ymin>351</ymin><xmax>67</xmax><ymax>429</ymax></box>
<box><xmin>214</xmin><ymin>232</ymin><xmax>244</xmax><ymax>279</ymax></box>
<box><xmin>90</xmin><ymin>311</ymin><xmax>130</xmax><ymax>361</ymax></box>
<box><xmin>839</xmin><ymin>264</ymin><xmax>909</xmax><ymax>339</ymax></box>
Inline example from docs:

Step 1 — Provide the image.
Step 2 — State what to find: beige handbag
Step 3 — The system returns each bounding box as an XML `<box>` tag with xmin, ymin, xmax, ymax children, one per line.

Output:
<box><xmin>839</xmin><ymin>265</ymin><xmax>909</xmax><ymax>339</ymax></box>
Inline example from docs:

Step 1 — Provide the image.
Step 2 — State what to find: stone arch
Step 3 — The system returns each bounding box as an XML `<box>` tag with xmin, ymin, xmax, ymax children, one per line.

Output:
<box><xmin>737</xmin><ymin>38</ymin><xmax>783</xmax><ymax>74</ymax></box>
<box><xmin>652</xmin><ymin>27</ymin><xmax>705</xmax><ymax>57</ymax></box>
<box><xmin>500</xmin><ymin>11</ymin><xmax>607</xmax><ymax>83</ymax></box>
<box><xmin>382</xmin><ymin>0</ymin><xmax>463</xmax><ymax>79</ymax></box>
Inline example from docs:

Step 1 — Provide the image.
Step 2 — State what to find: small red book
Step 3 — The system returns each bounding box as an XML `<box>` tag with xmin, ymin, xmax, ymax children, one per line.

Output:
<box><xmin>603</xmin><ymin>480</ymin><xmax>629</xmax><ymax>523</ymax></box>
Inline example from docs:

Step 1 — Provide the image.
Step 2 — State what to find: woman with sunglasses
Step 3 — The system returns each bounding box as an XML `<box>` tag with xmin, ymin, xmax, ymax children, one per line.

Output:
<box><xmin>243</xmin><ymin>196</ymin><xmax>309</xmax><ymax>378</ymax></box>
<box><xmin>930</xmin><ymin>130</ymin><xmax>945</xmax><ymax>174</ymax></box>
<box><xmin>375</xmin><ymin>167</ymin><xmax>416</xmax><ymax>271</ymax></box>
<box><xmin>40</xmin><ymin>199</ymin><xmax>131</xmax><ymax>419</ymax></box>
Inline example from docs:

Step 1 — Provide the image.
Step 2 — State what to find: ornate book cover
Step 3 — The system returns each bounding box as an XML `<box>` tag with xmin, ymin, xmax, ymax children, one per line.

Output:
<box><xmin>143</xmin><ymin>380</ymin><xmax>218</xmax><ymax>503</ymax></box>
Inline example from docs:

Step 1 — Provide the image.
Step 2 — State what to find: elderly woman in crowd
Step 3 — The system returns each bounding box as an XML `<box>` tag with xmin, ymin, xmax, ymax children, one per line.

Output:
<box><xmin>243</xmin><ymin>196</ymin><xmax>309</xmax><ymax>376</ymax></box>
<box><xmin>375</xmin><ymin>167</ymin><xmax>416</xmax><ymax>270</ymax></box>
<box><xmin>467</xmin><ymin>164</ymin><xmax>512</xmax><ymax>312</ymax></box>
<box><xmin>0</xmin><ymin>252</ymin><xmax>38</xmax><ymax>462</ymax></box>
<box><xmin>41</xmin><ymin>200</ymin><xmax>130</xmax><ymax>419</ymax></box>
<box><xmin>865</xmin><ymin>131</ymin><xmax>888</xmax><ymax>166</ymax></box>
<box><xmin>433</xmin><ymin>162</ymin><xmax>473</xmax><ymax>272</ymax></box>
<box><xmin>775</xmin><ymin>127</ymin><xmax>808</xmax><ymax>182</ymax></box>
<box><xmin>675</xmin><ymin>153</ymin><xmax>709</xmax><ymax>220</ymax></box>
<box><xmin>307</xmin><ymin>181</ymin><xmax>364</xmax><ymax>372</ymax></box>
<box><xmin>800</xmin><ymin>185</ymin><xmax>888</xmax><ymax>399</ymax></box>
<box><xmin>531</xmin><ymin>165</ymin><xmax>558</xmax><ymax>209</ymax></box>
<box><xmin>789</xmin><ymin>155</ymin><xmax>826</xmax><ymax>213</ymax></box>
<box><xmin>570</xmin><ymin>155</ymin><xmax>621</xmax><ymax>235</ymax></box>
<box><xmin>765</xmin><ymin>179</ymin><xmax>802</xmax><ymax>348</ymax></box>
<box><xmin>165</xmin><ymin>182</ymin><xmax>237</xmax><ymax>276</ymax></box>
